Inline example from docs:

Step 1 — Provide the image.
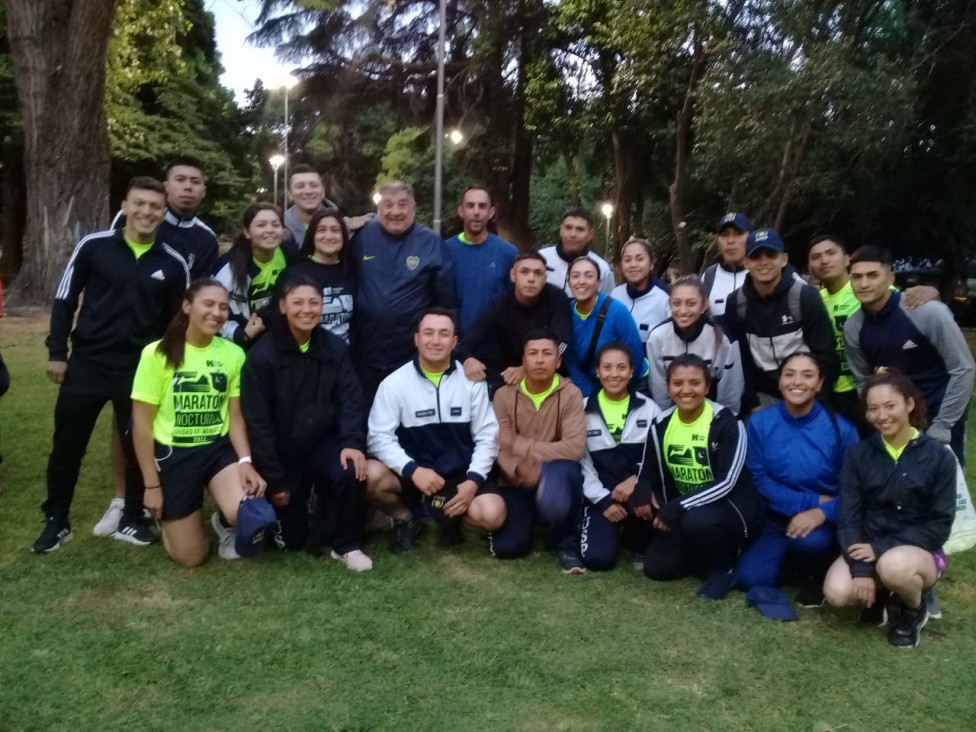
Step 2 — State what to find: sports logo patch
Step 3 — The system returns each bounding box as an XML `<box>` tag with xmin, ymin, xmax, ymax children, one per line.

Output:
<box><xmin>406</xmin><ymin>255</ymin><xmax>420</xmax><ymax>270</ymax></box>
<box><xmin>450</xmin><ymin>407</ymin><xmax>462</xmax><ymax>416</ymax></box>
<box><xmin>415</xmin><ymin>409</ymin><xmax>435</xmax><ymax>418</ymax></box>
<box><xmin>636</xmin><ymin>420</ymin><xmax>647</xmax><ymax>428</ymax></box>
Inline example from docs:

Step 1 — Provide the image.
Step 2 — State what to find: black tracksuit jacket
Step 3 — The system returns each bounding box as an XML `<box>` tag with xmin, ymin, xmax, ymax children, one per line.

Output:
<box><xmin>240</xmin><ymin>326</ymin><xmax>366</xmax><ymax>497</ymax></box>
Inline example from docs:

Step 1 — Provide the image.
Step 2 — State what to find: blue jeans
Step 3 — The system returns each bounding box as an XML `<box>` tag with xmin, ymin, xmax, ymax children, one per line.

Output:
<box><xmin>489</xmin><ymin>460</ymin><xmax>583</xmax><ymax>559</ymax></box>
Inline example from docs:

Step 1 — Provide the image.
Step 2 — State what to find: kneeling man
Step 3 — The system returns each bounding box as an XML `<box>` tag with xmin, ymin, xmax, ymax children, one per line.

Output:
<box><xmin>367</xmin><ymin>308</ymin><xmax>505</xmax><ymax>551</ymax></box>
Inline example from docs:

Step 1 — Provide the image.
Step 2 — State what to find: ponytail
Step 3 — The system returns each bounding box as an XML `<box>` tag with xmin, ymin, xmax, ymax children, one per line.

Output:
<box><xmin>156</xmin><ymin>278</ymin><xmax>227</xmax><ymax>369</ymax></box>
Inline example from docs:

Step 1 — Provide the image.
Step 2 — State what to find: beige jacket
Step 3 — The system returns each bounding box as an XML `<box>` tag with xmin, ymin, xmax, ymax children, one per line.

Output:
<box><xmin>493</xmin><ymin>378</ymin><xmax>586</xmax><ymax>487</ymax></box>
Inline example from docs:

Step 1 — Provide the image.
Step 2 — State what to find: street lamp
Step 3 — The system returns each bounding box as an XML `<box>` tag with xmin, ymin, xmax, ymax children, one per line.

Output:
<box><xmin>277</xmin><ymin>74</ymin><xmax>299</xmax><ymax>195</ymax></box>
<box><xmin>601</xmin><ymin>202</ymin><xmax>614</xmax><ymax>257</ymax></box>
<box><xmin>432</xmin><ymin>0</ymin><xmax>447</xmax><ymax>234</ymax></box>
<box><xmin>269</xmin><ymin>154</ymin><xmax>285</xmax><ymax>209</ymax></box>
<box><xmin>449</xmin><ymin>129</ymin><xmax>464</xmax><ymax>145</ymax></box>
<box><xmin>372</xmin><ymin>191</ymin><xmax>382</xmax><ymax>206</ymax></box>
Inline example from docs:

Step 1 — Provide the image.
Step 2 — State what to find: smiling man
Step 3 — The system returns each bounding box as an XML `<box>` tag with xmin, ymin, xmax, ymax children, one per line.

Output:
<box><xmin>34</xmin><ymin>178</ymin><xmax>190</xmax><ymax>554</ymax></box>
<box><xmin>352</xmin><ymin>181</ymin><xmax>457</xmax><ymax>406</ymax></box>
<box><xmin>844</xmin><ymin>245</ymin><xmax>974</xmax><ymax>465</ymax></box>
<box><xmin>722</xmin><ymin>228</ymin><xmax>837</xmax><ymax>412</ymax></box>
<box><xmin>365</xmin><ymin>308</ymin><xmax>504</xmax><ymax>552</ymax></box>
<box><xmin>538</xmin><ymin>207</ymin><xmax>615</xmax><ymax>297</ymax></box>
<box><xmin>444</xmin><ymin>186</ymin><xmax>517</xmax><ymax>338</ymax></box>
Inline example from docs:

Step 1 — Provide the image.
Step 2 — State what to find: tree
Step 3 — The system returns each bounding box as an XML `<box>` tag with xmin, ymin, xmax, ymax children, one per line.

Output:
<box><xmin>4</xmin><ymin>0</ymin><xmax>121</xmax><ymax>305</ymax></box>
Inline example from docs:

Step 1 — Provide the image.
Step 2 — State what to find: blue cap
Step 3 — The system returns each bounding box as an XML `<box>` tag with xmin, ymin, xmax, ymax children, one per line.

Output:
<box><xmin>235</xmin><ymin>496</ymin><xmax>276</xmax><ymax>558</ymax></box>
<box><xmin>746</xmin><ymin>228</ymin><xmax>785</xmax><ymax>256</ymax></box>
<box><xmin>746</xmin><ymin>587</ymin><xmax>798</xmax><ymax>621</ymax></box>
<box><xmin>717</xmin><ymin>212</ymin><xmax>752</xmax><ymax>232</ymax></box>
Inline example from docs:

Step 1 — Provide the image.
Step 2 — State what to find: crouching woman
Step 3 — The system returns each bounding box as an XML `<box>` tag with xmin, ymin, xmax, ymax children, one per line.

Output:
<box><xmin>824</xmin><ymin>370</ymin><xmax>956</xmax><ymax>648</ymax></box>
<box><xmin>131</xmin><ymin>278</ymin><xmax>275</xmax><ymax>567</ymax></box>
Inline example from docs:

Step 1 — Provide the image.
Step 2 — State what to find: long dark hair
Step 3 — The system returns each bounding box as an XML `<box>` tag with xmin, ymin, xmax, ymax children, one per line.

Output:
<box><xmin>156</xmin><ymin>278</ymin><xmax>228</xmax><ymax>369</ymax></box>
<box><xmin>300</xmin><ymin>209</ymin><xmax>350</xmax><ymax>276</ymax></box>
<box><xmin>863</xmin><ymin>369</ymin><xmax>929</xmax><ymax>430</ymax></box>
<box><xmin>228</xmin><ymin>202</ymin><xmax>283</xmax><ymax>295</ymax></box>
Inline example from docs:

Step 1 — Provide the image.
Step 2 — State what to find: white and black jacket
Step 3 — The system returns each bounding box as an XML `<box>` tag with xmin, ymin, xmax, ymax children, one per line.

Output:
<box><xmin>634</xmin><ymin>401</ymin><xmax>764</xmax><ymax>530</ymax></box>
<box><xmin>610</xmin><ymin>281</ymin><xmax>671</xmax><ymax>343</ymax></box>
<box><xmin>581</xmin><ymin>391</ymin><xmax>660</xmax><ymax>511</ymax></box>
<box><xmin>367</xmin><ymin>358</ymin><xmax>499</xmax><ymax>486</ymax></box>
<box><xmin>646</xmin><ymin>317</ymin><xmax>744</xmax><ymax>415</ymax></box>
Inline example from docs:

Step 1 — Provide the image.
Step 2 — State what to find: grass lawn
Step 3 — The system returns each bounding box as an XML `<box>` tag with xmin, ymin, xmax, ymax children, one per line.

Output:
<box><xmin>1</xmin><ymin>316</ymin><xmax>976</xmax><ymax>731</ymax></box>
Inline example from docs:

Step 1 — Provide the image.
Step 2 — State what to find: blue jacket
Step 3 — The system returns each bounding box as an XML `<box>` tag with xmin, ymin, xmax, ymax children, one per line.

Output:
<box><xmin>352</xmin><ymin>220</ymin><xmax>457</xmax><ymax>370</ymax></box>
<box><xmin>444</xmin><ymin>232</ymin><xmax>517</xmax><ymax>338</ymax></box>
<box><xmin>747</xmin><ymin>401</ymin><xmax>859</xmax><ymax>522</ymax></box>
<box><xmin>567</xmin><ymin>294</ymin><xmax>645</xmax><ymax>398</ymax></box>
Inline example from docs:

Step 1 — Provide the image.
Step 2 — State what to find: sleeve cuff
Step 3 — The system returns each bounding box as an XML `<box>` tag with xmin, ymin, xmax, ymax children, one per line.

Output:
<box><xmin>594</xmin><ymin>494</ymin><xmax>614</xmax><ymax>512</ymax></box>
<box><xmin>465</xmin><ymin>471</ymin><xmax>486</xmax><ymax>488</ymax></box>
<box><xmin>402</xmin><ymin>461</ymin><xmax>418</xmax><ymax>479</ymax></box>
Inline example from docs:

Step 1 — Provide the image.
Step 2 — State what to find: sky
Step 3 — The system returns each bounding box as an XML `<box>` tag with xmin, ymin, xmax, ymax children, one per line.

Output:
<box><xmin>207</xmin><ymin>0</ymin><xmax>297</xmax><ymax>102</ymax></box>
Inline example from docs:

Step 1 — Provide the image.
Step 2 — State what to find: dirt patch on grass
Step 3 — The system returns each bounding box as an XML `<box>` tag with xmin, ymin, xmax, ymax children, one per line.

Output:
<box><xmin>65</xmin><ymin>580</ymin><xmax>189</xmax><ymax>612</ymax></box>
<box><xmin>0</xmin><ymin>315</ymin><xmax>49</xmax><ymax>336</ymax></box>
<box><xmin>438</xmin><ymin>552</ymin><xmax>488</xmax><ymax>582</ymax></box>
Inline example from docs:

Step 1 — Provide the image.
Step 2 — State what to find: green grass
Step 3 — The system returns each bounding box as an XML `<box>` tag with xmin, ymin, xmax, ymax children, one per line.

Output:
<box><xmin>2</xmin><ymin>317</ymin><xmax>976</xmax><ymax>731</ymax></box>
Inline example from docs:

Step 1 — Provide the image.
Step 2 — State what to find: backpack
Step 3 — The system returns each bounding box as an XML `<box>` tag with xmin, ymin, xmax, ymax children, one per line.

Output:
<box><xmin>736</xmin><ymin>277</ymin><xmax>805</xmax><ymax>327</ymax></box>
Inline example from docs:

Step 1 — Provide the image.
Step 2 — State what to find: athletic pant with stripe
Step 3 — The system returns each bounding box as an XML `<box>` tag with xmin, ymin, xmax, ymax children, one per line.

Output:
<box><xmin>489</xmin><ymin>460</ymin><xmax>583</xmax><ymax>559</ymax></box>
<box><xmin>43</xmin><ymin>358</ymin><xmax>144</xmax><ymax>521</ymax></box>
<box><xmin>270</xmin><ymin>437</ymin><xmax>366</xmax><ymax>554</ymax></box>
<box><xmin>579</xmin><ymin>505</ymin><xmax>652</xmax><ymax>571</ymax></box>
<box><xmin>735</xmin><ymin>516</ymin><xmax>836</xmax><ymax>590</ymax></box>
<box><xmin>643</xmin><ymin>498</ymin><xmax>761</xmax><ymax>580</ymax></box>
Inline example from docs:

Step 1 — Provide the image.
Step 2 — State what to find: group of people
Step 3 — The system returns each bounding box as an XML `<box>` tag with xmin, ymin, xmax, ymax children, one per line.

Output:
<box><xmin>32</xmin><ymin>156</ymin><xmax>973</xmax><ymax>650</ymax></box>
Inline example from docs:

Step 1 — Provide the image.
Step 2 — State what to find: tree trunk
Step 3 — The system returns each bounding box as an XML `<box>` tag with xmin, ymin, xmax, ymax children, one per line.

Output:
<box><xmin>4</xmin><ymin>0</ymin><xmax>120</xmax><ymax>306</ymax></box>
<box><xmin>670</xmin><ymin>33</ymin><xmax>705</xmax><ymax>275</ymax></box>
<box><xmin>610</xmin><ymin>127</ymin><xmax>636</xmax><ymax>265</ymax></box>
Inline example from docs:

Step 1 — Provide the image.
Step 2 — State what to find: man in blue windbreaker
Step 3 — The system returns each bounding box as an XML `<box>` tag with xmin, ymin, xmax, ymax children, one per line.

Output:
<box><xmin>352</xmin><ymin>181</ymin><xmax>457</xmax><ymax>406</ymax></box>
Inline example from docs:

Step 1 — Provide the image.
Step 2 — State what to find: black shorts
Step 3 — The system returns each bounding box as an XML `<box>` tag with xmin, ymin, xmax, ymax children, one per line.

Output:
<box><xmin>398</xmin><ymin>472</ymin><xmax>495</xmax><ymax>522</ymax></box>
<box><xmin>155</xmin><ymin>438</ymin><xmax>238</xmax><ymax>521</ymax></box>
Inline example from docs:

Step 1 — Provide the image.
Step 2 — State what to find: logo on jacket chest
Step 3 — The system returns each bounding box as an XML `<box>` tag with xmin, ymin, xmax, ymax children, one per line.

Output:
<box><xmin>781</xmin><ymin>314</ymin><xmax>794</xmax><ymax>325</ymax></box>
<box><xmin>415</xmin><ymin>409</ymin><xmax>435</xmax><ymax>418</ymax></box>
<box><xmin>406</xmin><ymin>255</ymin><xmax>420</xmax><ymax>270</ymax></box>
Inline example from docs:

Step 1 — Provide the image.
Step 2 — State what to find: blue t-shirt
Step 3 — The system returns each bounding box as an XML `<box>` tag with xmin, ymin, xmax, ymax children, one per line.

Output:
<box><xmin>444</xmin><ymin>232</ymin><xmax>517</xmax><ymax>337</ymax></box>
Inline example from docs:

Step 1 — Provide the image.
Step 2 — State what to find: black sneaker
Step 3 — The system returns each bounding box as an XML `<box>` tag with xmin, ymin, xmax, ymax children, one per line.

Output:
<box><xmin>437</xmin><ymin>519</ymin><xmax>464</xmax><ymax>547</ymax></box>
<box><xmin>112</xmin><ymin>516</ymin><xmax>156</xmax><ymax>547</ymax></box>
<box><xmin>390</xmin><ymin>516</ymin><xmax>421</xmax><ymax>554</ymax></box>
<box><xmin>32</xmin><ymin>516</ymin><xmax>72</xmax><ymax>553</ymax></box>
<box><xmin>923</xmin><ymin>587</ymin><xmax>942</xmax><ymax>620</ymax></box>
<box><xmin>557</xmin><ymin>549</ymin><xmax>586</xmax><ymax>575</ymax></box>
<box><xmin>858</xmin><ymin>588</ymin><xmax>891</xmax><ymax>627</ymax></box>
<box><xmin>888</xmin><ymin>602</ymin><xmax>929</xmax><ymax>649</ymax></box>
<box><xmin>794</xmin><ymin>582</ymin><xmax>826</xmax><ymax>608</ymax></box>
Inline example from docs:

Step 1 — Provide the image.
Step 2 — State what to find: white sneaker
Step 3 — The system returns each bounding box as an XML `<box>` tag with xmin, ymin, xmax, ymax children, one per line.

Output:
<box><xmin>211</xmin><ymin>512</ymin><xmax>239</xmax><ymax>560</ymax></box>
<box><xmin>331</xmin><ymin>549</ymin><xmax>373</xmax><ymax>572</ymax></box>
<box><xmin>93</xmin><ymin>497</ymin><xmax>124</xmax><ymax>537</ymax></box>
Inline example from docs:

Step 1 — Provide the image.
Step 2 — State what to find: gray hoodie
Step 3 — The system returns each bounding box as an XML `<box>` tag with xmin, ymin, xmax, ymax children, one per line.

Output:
<box><xmin>283</xmin><ymin>199</ymin><xmax>338</xmax><ymax>248</ymax></box>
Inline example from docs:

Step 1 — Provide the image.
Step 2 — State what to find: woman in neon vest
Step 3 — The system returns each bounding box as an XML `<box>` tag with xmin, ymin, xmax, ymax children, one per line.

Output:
<box><xmin>632</xmin><ymin>353</ymin><xmax>763</xmax><ymax>597</ymax></box>
<box><xmin>130</xmin><ymin>278</ymin><xmax>275</xmax><ymax>566</ymax></box>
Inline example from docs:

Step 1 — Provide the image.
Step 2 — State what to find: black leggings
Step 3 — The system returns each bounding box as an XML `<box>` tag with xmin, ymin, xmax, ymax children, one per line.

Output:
<box><xmin>643</xmin><ymin>499</ymin><xmax>754</xmax><ymax>580</ymax></box>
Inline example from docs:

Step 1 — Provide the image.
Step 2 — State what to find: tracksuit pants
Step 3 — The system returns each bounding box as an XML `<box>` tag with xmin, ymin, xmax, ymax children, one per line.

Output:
<box><xmin>489</xmin><ymin>460</ymin><xmax>583</xmax><ymax>559</ymax></box>
<box><xmin>43</xmin><ymin>359</ymin><xmax>144</xmax><ymax>521</ymax></box>
<box><xmin>643</xmin><ymin>499</ymin><xmax>758</xmax><ymax>580</ymax></box>
<box><xmin>736</xmin><ymin>516</ymin><xmax>837</xmax><ymax>590</ymax></box>
<box><xmin>579</xmin><ymin>504</ymin><xmax>652</xmax><ymax>571</ymax></box>
<box><xmin>272</xmin><ymin>438</ymin><xmax>366</xmax><ymax>554</ymax></box>
<box><xmin>949</xmin><ymin>401</ymin><xmax>969</xmax><ymax>467</ymax></box>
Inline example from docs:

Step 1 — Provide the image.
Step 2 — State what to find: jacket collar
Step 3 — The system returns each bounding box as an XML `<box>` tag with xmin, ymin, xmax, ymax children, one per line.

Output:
<box><xmin>776</xmin><ymin>399</ymin><xmax>824</xmax><ymax>426</ymax></box>
<box><xmin>271</xmin><ymin>325</ymin><xmax>330</xmax><ymax>360</ymax></box>
<box><xmin>864</xmin><ymin>291</ymin><xmax>900</xmax><ymax>321</ymax></box>
<box><xmin>411</xmin><ymin>355</ymin><xmax>458</xmax><ymax>377</ymax></box>
<box><xmin>743</xmin><ymin>270</ymin><xmax>792</xmax><ymax>301</ymax></box>
<box><xmin>719</xmin><ymin>260</ymin><xmax>746</xmax><ymax>274</ymax></box>
<box><xmin>556</xmin><ymin>242</ymin><xmax>589</xmax><ymax>264</ymax></box>
<box><xmin>671</xmin><ymin>315</ymin><xmax>708</xmax><ymax>343</ymax></box>
<box><xmin>585</xmin><ymin>389</ymin><xmax>647</xmax><ymax>417</ymax></box>
<box><xmin>165</xmin><ymin>207</ymin><xmax>199</xmax><ymax>228</ymax></box>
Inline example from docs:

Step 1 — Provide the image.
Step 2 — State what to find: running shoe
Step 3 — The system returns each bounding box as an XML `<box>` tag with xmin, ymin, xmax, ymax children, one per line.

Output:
<box><xmin>32</xmin><ymin>516</ymin><xmax>72</xmax><ymax>553</ymax></box>
<box><xmin>92</xmin><ymin>497</ymin><xmax>124</xmax><ymax>537</ymax></box>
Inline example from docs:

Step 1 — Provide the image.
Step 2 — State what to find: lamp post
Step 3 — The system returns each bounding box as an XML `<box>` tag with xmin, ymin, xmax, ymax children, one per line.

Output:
<box><xmin>372</xmin><ymin>191</ymin><xmax>382</xmax><ymax>206</ymax></box>
<box><xmin>280</xmin><ymin>74</ymin><xmax>299</xmax><ymax>193</ymax></box>
<box><xmin>601</xmin><ymin>202</ymin><xmax>614</xmax><ymax>259</ymax></box>
<box><xmin>269</xmin><ymin>154</ymin><xmax>285</xmax><ymax>209</ymax></box>
<box><xmin>432</xmin><ymin>0</ymin><xmax>447</xmax><ymax>234</ymax></box>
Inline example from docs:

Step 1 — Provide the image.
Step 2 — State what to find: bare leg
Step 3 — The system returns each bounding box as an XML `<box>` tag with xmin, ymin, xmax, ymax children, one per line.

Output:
<box><xmin>160</xmin><ymin>511</ymin><xmax>209</xmax><ymax>567</ymax></box>
<box><xmin>823</xmin><ymin>555</ymin><xmax>857</xmax><ymax>608</ymax></box>
<box><xmin>464</xmin><ymin>493</ymin><xmax>506</xmax><ymax>532</ymax></box>
<box><xmin>208</xmin><ymin>464</ymin><xmax>247</xmax><ymax>526</ymax></box>
<box><xmin>366</xmin><ymin>459</ymin><xmax>410</xmax><ymax>521</ymax></box>
<box><xmin>876</xmin><ymin>546</ymin><xmax>938</xmax><ymax>609</ymax></box>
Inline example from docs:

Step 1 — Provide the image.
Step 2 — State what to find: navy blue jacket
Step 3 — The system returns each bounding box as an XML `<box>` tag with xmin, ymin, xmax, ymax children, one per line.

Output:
<box><xmin>838</xmin><ymin>432</ymin><xmax>956</xmax><ymax>577</ymax></box>
<box><xmin>845</xmin><ymin>292</ymin><xmax>975</xmax><ymax>444</ymax></box>
<box><xmin>113</xmin><ymin>208</ymin><xmax>218</xmax><ymax>281</ymax></box>
<box><xmin>352</xmin><ymin>220</ymin><xmax>457</xmax><ymax>370</ymax></box>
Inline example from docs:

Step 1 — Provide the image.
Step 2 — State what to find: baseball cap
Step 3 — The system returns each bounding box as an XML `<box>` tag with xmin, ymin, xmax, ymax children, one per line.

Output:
<box><xmin>235</xmin><ymin>496</ymin><xmax>276</xmax><ymax>557</ymax></box>
<box><xmin>746</xmin><ymin>228</ymin><xmax>785</xmax><ymax>256</ymax></box>
<box><xmin>717</xmin><ymin>212</ymin><xmax>752</xmax><ymax>232</ymax></box>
